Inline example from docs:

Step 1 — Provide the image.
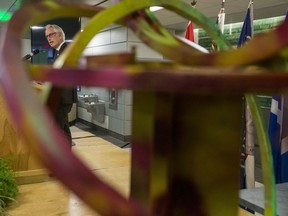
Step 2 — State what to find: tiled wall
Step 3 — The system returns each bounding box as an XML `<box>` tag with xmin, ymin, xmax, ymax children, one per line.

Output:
<box><xmin>21</xmin><ymin>38</ymin><xmax>31</xmax><ymax>57</ymax></box>
<box><xmin>79</xmin><ymin>25</ymin><xmax>165</xmax><ymax>141</ymax></box>
<box><xmin>79</xmin><ymin>15</ymin><xmax>285</xmax><ymax>141</ymax></box>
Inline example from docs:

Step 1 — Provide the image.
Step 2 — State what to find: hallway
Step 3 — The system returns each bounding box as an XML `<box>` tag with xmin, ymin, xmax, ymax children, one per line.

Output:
<box><xmin>5</xmin><ymin>123</ymin><xmax>253</xmax><ymax>216</ymax></box>
<box><xmin>6</xmin><ymin>123</ymin><xmax>131</xmax><ymax>216</ymax></box>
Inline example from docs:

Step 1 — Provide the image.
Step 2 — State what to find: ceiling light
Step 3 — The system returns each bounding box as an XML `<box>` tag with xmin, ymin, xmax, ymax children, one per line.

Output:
<box><xmin>149</xmin><ymin>6</ymin><xmax>163</xmax><ymax>12</ymax></box>
<box><xmin>31</xmin><ymin>26</ymin><xmax>44</xmax><ymax>30</ymax></box>
<box><xmin>0</xmin><ymin>11</ymin><xmax>12</xmax><ymax>21</ymax></box>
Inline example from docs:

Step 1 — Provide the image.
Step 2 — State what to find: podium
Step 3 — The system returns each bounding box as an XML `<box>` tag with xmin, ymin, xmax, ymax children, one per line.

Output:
<box><xmin>0</xmin><ymin>87</ymin><xmax>48</xmax><ymax>184</ymax></box>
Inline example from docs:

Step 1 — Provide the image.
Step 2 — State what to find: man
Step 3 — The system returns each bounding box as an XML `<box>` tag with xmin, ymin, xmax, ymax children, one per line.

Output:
<box><xmin>45</xmin><ymin>24</ymin><xmax>77</xmax><ymax>147</ymax></box>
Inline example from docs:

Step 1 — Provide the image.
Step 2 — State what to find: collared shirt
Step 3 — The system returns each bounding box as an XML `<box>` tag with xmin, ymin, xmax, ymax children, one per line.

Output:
<box><xmin>56</xmin><ymin>41</ymin><xmax>66</xmax><ymax>56</ymax></box>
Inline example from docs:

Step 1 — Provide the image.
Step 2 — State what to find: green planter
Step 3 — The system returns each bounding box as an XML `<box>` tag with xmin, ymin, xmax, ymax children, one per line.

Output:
<box><xmin>0</xmin><ymin>158</ymin><xmax>18</xmax><ymax>214</ymax></box>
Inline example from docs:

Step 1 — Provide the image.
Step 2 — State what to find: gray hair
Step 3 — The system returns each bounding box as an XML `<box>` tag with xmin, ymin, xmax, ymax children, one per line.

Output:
<box><xmin>45</xmin><ymin>24</ymin><xmax>65</xmax><ymax>41</ymax></box>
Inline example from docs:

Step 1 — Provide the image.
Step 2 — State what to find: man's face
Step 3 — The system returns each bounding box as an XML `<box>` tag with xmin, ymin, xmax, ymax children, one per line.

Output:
<box><xmin>45</xmin><ymin>27</ymin><xmax>63</xmax><ymax>49</ymax></box>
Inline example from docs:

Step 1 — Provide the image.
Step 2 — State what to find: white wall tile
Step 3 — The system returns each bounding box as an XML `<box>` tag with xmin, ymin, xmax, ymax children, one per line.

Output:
<box><xmin>109</xmin><ymin>104</ymin><xmax>125</xmax><ymax>120</ymax></box>
<box><xmin>109</xmin><ymin>117</ymin><xmax>124</xmax><ymax>134</ymax></box>
<box><xmin>111</xmin><ymin>27</ymin><xmax>127</xmax><ymax>43</ymax></box>
<box><xmin>117</xmin><ymin>90</ymin><xmax>125</xmax><ymax>105</ymax></box>
<box><xmin>128</xmin><ymin>42</ymin><xmax>163</xmax><ymax>59</ymax></box>
<box><xmin>124</xmin><ymin>120</ymin><xmax>132</xmax><ymax>136</ymax></box>
<box><xmin>92</xmin><ymin>42</ymin><xmax>127</xmax><ymax>55</ymax></box>
<box><xmin>124</xmin><ymin>90</ymin><xmax>133</xmax><ymax>105</ymax></box>
<box><xmin>87</xmin><ymin>31</ymin><xmax>111</xmax><ymax>47</ymax></box>
<box><xmin>21</xmin><ymin>39</ymin><xmax>31</xmax><ymax>57</ymax></box>
<box><xmin>124</xmin><ymin>105</ymin><xmax>132</xmax><ymax>121</ymax></box>
<box><xmin>83</xmin><ymin>47</ymin><xmax>94</xmax><ymax>56</ymax></box>
<box><xmin>127</xmin><ymin>29</ymin><xmax>141</xmax><ymax>42</ymax></box>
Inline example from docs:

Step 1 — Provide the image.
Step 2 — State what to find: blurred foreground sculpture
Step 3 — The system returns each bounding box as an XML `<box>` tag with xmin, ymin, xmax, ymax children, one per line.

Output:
<box><xmin>1</xmin><ymin>0</ymin><xmax>288</xmax><ymax>215</ymax></box>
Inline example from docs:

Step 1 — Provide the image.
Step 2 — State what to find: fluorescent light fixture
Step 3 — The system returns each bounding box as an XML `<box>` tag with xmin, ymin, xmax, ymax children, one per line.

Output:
<box><xmin>149</xmin><ymin>6</ymin><xmax>163</xmax><ymax>12</ymax></box>
<box><xmin>0</xmin><ymin>11</ymin><xmax>12</xmax><ymax>21</ymax></box>
<box><xmin>31</xmin><ymin>26</ymin><xmax>44</xmax><ymax>30</ymax></box>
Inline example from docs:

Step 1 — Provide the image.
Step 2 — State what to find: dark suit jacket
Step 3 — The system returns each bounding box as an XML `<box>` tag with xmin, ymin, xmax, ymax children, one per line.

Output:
<box><xmin>55</xmin><ymin>42</ymin><xmax>78</xmax><ymax>105</ymax></box>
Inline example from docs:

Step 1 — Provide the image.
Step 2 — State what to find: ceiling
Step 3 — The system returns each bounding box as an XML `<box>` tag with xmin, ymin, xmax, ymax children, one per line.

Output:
<box><xmin>1</xmin><ymin>0</ymin><xmax>288</xmax><ymax>31</ymax></box>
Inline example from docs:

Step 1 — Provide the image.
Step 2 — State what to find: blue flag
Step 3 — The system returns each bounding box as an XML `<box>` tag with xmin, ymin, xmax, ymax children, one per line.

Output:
<box><xmin>239</xmin><ymin>2</ymin><xmax>253</xmax><ymax>190</ymax></box>
<box><xmin>269</xmin><ymin>96</ymin><xmax>282</xmax><ymax>183</ymax></box>
<box><xmin>269</xmin><ymin>96</ymin><xmax>288</xmax><ymax>183</ymax></box>
<box><xmin>237</xmin><ymin>7</ymin><xmax>252</xmax><ymax>47</ymax></box>
<box><xmin>268</xmin><ymin>10</ymin><xmax>288</xmax><ymax>184</ymax></box>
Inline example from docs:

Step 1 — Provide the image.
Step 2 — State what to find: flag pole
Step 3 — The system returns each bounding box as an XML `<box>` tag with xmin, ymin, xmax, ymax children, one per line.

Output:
<box><xmin>239</xmin><ymin>0</ymin><xmax>255</xmax><ymax>193</ymax></box>
<box><xmin>250</xmin><ymin>0</ymin><xmax>254</xmax><ymax>36</ymax></box>
<box><xmin>184</xmin><ymin>1</ymin><xmax>197</xmax><ymax>42</ymax></box>
<box><xmin>218</xmin><ymin>0</ymin><xmax>225</xmax><ymax>34</ymax></box>
<box><xmin>191</xmin><ymin>0</ymin><xmax>197</xmax><ymax>8</ymax></box>
<box><xmin>211</xmin><ymin>0</ymin><xmax>226</xmax><ymax>51</ymax></box>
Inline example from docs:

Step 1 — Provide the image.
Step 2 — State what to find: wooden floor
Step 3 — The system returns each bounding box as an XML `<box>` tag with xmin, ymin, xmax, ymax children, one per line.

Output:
<box><xmin>5</xmin><ymin>124</ymin><xmax>255</xmax><ymax>216</ymax></box>
<box><xmin>6</xmin><ymin>124</ymin><xmax>131</xmax><ymax>216</ymax></box>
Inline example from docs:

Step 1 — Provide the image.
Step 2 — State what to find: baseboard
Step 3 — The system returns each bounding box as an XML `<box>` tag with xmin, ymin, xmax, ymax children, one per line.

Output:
<box><xmin>69</xmin><ymin>119</ymin><xmax>77</xmax><ymax>126</ymax></box>
<box><xmin>76</xmin><ymin>118</ymin><xmax>131</xmax><ymax>142</ymax></box>
<box><xmin>108</xmin><ymin>130</ymin><xmax>131</xmax><ymax>142</ymax></box>
<box><xmin>77</xmin><ymin>118</ymin><xmax>108</xmax><ymax>133</ymax></box>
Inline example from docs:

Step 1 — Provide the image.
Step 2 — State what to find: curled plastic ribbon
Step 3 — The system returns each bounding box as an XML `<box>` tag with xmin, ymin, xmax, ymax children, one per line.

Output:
<box><xmin>1</xmin><ymin>0</ymin><xmax>288</xmax><ymax>215</ymax></box>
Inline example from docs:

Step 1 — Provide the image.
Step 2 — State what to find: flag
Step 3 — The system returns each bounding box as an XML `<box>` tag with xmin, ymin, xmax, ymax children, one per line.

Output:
<box><xmin>268</xmin><ymin>8</ymin><xmax>288</xmax><ymax>184</ymax></box>
<box><xmin>268</xmin><ymin>96</ymin><xmax>288</xmax><ymax>183</ymax></box>
<box><xmin>239</xmin><ymin>1</ymin><xmax>254</xmax><ymax>189</ymax></box>
<box><xmin>217</xmin><ymin>8</ymin><xmax>225</xmax><ymax>34</ymax></box>
<box><xmin>237</xmin><ymin>4</ymin><xmax>252</xmax><ymax>47</ymax></box>
<box><xmin>211</xmin><ymin>0</ymin><xmax>225</xmax><ymax>52</ymax></box>
<box><xmin>185</xmin><ymin>21</ymin><xmax>194</xmax><ymax>42</ymax></box>
<box><xmin>185</xmin><ymin>1</ymin><xmax>196</xmax><ymax>42</ymax></box>
<box><xmin>240</xmin><ymin>99</ymin><xmax>247</xmax><ymax>189</ymax></box>
<box><xmin>244</xmin><ymin>104</ymin><xmax>255</xmax><ymax>189</ymax></box>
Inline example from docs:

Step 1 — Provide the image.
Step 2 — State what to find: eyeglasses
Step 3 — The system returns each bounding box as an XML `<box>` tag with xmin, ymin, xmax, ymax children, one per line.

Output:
<box><xmin>45</xmin><ymin>32</ymin><xmax>57</xmax><ymax>38</ymax></box>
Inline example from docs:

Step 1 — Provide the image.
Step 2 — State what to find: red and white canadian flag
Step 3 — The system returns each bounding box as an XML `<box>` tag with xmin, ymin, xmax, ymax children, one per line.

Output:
<box><xmin>185</xmin><ymin>21</ymin><xmax>194</xmax><ymax>42</ymax></box>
